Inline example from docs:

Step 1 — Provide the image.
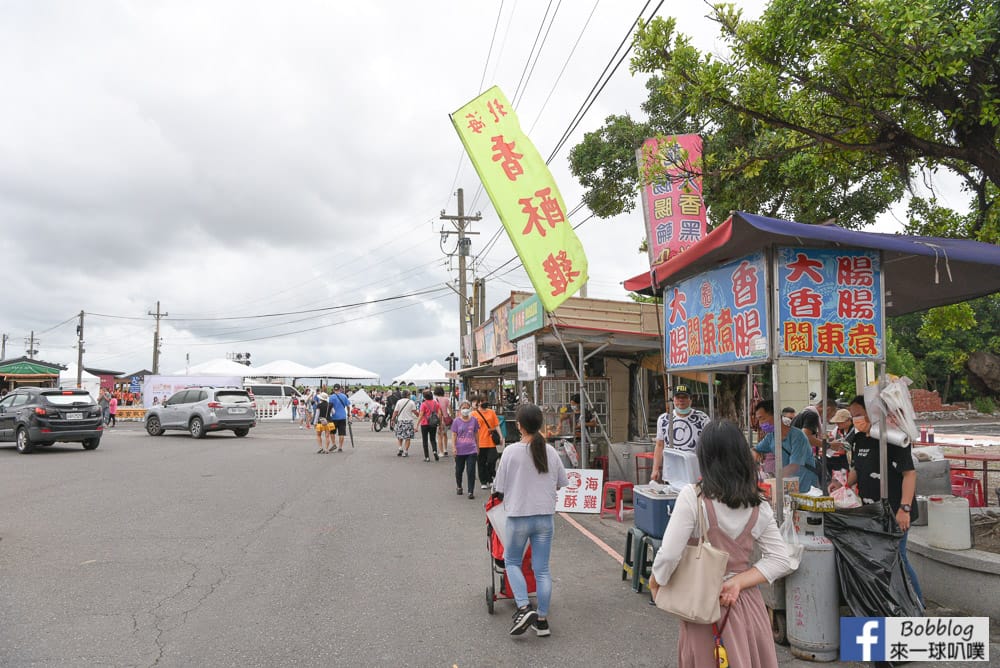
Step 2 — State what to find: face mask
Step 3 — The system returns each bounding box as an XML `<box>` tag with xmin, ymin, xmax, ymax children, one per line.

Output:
<box><xmin>461</xmin><ymin>408</ymin><xmax>471</xmax><ymax>417</ymax></box>
<box><xmin>781</xmin><ymin>416</ymin><xmax>792</xmax><ymax>427</ymax></box>
<box><xmin>852</xmin><ymin>416</ymin><xmax>868</xmax><ymax>431</ymax></box>
<box><xmin>760</xmin><ymin>422</ymin><xmax>775</xmax><ymax>434</ymax></box>
<box><xmin>675</xmin><ymin>407</ymin><xmax>692</xmax><ymax>416</ymax></box>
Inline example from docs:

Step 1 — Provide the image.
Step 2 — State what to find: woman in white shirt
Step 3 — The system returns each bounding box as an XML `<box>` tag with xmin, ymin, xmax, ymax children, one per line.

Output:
<box><xmin>391</xmin><ymin>392</ymin><xmax>419</xmax><ymax>457</ymax></box>
<box><xmin>493</xmin><ymin>404</ymin><xmax>568</xmax><ymax>638</ymax></box>
<box><xmin>649</xmin><ymin>420</ymin><xmax>792</xmax><ymax>668</ymax></box>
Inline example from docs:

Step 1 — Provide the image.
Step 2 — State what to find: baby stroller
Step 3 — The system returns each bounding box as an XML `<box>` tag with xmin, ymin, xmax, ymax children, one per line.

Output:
<box><xmin>485</xmin><ymin>495</ymin><xmax>536</xmax><ymax>614</ymax></box>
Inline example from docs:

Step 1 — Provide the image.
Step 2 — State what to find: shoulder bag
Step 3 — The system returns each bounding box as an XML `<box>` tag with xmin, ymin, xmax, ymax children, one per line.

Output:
<box><xmin>426</xmin><ymin>402</ymin><xmax>440</xmax><ymax>428</ymax></box>
<box><xmin>654</xmin><ymin>492</ymin><xmax>730</xmax><ymax>624</ymax></box>
<box><xmin>477</xmin><ymin>408</ymin><xmax>502</xmax><ymax>445</ymax></box>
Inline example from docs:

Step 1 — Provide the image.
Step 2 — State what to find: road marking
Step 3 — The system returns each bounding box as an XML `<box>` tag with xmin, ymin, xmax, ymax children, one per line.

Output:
<box><xmin>558</xmin><ymin>513</ymin><xmax>623</xmax><ymax>565</ymax></box>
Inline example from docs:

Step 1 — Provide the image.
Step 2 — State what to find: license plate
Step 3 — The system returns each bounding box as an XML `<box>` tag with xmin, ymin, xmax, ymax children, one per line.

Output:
<box><xmin>66</xmin><ymin>412</ymin><xmax>83</xmax><ymax>420</ymax></box>
<box><xmin>228</xmin><ymin>408</ymin><xmax>247</xmax><ymax>414</ymax></box>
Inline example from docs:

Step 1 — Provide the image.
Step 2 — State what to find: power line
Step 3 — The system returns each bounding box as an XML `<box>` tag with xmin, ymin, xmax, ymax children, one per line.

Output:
<box><xmin>510</xmin><ymin>0</ymin><xmax>558</xmax><ymax>109</ymax></box>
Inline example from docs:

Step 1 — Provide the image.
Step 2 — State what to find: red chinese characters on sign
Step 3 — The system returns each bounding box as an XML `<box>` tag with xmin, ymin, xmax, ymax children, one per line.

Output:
<box><xmin>837</xmin><ymin>288</ymin><xmax>875</xmax><ymax>319</ymax></box>
<box><xmin>784</xmin><ymin>321</ymin><xmax>814</xmax><ymax>353</ymax></box>
<box><xmin>488</xmin><ymin>98</ymin><xmax>507</xmax><ymax>123</ymax></box>
<box><xmin>788</xmin><ymin>287</ymin><xmax>823</xmax><ymax>318</ymax></box>
<box><xmin>466</xmin><ymin>112</ymin><xmax>486</xmax><ymax>134</ymax></box>
<box><xmin>816</xmin><ymin>322</ymin><xmax>846</xmax><ymax>355</ymax></box>
<box><xmin>837</xmin><ymin>256</ymin><xmax>874</xmax><ymax>286</ymax></box>
<box><xmin>687</xmin><ymin>317</ymin><xmax>701</xmax><ymax>357</ymax></box>
<box><xmin>702</xmin><ymin>313</ymin><xmax>717</xmax><ymax>356</ymax></box>
<box><xmin>700</xmin><ymin>281</ymin><xmax>713</xmax><ymax>308</ymax></box>
<box><xmin>717</xmin><ymin>308</ymin><xmax>734</xmax><ymax>354</ymax></box>
<box><xmin>734</xmin><ymin>310</ymin><xmax>762</xmax><ymax>358</ymax></box>
<box><xmin>847</xmin><ymin>323</ymin><xmax>879</xmax><ymax>356</ymax></box>
<box><xmin>542</xmin><ymin>251</ymin><xmax>581</xmax><ymax>297</ymax></box>
<box><xmin>490</xmin><ymin>135</ymin><xmax>524</xmax><ymax>181</ymax></box>
<box><xmin>556</xmin><ymin>469</ymin><xmax>603</xmax><ymax>513</ymax></box>
<box><xmin>519</xmin><ymin>187</ymin><xmax>566</xmax><ymax>237</ymax></box>
<box><xmin>785</xmin><ymin>253</ymin><xmax>824</xmax><ymax>283</ymax></box>
<box><xmin>731</xmin><ymin>260</ymin><xmax>760</xmax><ymax>309</ymax></box>
<box><xmin>668</xmin><ymin>288</ymin><xmax>687</xmax><ymax>325</ymax></box>
<box><xmin>669</xmin><ymin>326</ymin><xmax>688</xmax><ymax>365</ymax></box>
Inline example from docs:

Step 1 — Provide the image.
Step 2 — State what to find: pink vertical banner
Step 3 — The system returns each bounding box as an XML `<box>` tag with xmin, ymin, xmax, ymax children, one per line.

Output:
<box><xmin>636</xmin><ymin>134</ymin><xmax>708</xmax><ymax>269</ymax></box>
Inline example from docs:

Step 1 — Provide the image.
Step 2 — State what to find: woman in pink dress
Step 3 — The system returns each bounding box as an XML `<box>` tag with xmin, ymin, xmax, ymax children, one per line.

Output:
<box><xmin>649</xmin><ymin>421</ymin><xmax>793</xmax><ymax>667</ymax></box>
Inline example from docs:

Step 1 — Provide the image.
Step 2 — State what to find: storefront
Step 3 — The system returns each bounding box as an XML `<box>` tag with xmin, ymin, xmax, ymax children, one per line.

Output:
<box><xmin>0</xmin><ymin>357</ymin><xmax>63</xmax><ymax>392</ymax></box>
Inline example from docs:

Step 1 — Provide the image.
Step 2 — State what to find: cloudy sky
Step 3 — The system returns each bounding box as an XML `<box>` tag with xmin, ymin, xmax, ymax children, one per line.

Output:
<box><xmin>0</xmin><ymin>0</ymin><xmax>826</xmax><ymax>381</ymax></box>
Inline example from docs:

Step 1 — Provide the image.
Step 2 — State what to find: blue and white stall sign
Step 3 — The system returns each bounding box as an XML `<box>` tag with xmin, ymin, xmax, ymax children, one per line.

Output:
<box><xmin>664</xmin><ymin>251</ymin><xmax>769</xmax><ymax>370</ymax></box>
<box><xmin>776</xmin><ymin>247</ymin><xmax>883</xmax><ymax>360</ymax></box>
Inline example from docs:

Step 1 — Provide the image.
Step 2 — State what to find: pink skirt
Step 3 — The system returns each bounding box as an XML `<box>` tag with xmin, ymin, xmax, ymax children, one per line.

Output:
<box><xmin>676</xmin><ymin>586</ymin><xmax>778</xmax><ymax>668</ymax></box>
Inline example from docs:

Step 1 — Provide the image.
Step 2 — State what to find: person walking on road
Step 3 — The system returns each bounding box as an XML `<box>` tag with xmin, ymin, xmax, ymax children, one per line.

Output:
<box><xmin>299</xmin><ymin>388</ymin><xmax>313</xmax><ymax>429</ymax></box>
<box><xmin>473</xmin><ymin>396</ymin><xmax>504</xmax><ymax>489</ymax></box>
<box><xmin>314</xmin><ymin>392</ymin><xmax>334</xmax><ymax>453</ymax></box>
<box><xmin>649</xmin><ymin>420</ymin><xmax>793</xmax><ymax>667</ymax></box>
<box><xmin>108</xmin><ymin>393</ymin><xmax>118</xmax><ymax>427</ymax></box>
<box><xmin>418</xmin><ymin>389</ymin><xmax>443</xmax><ymax>462</ymax></box>
<box><xmin>392</xmin><ymin>391</ymin><xmax>418</xmax><ymax>457</ymax></box>
<box><xmin>493</xmin><ymin>404</ymin><xmax>568</xmax><ymax>638</ymax></box>
<box><xmin>434</xmin><ymin>385</ymin><xmax>452</xmax><ymax>458</ymax></box>
<box><xmin>450</xmin><ymin>400</ymin><xmax>479</xmax><ymax>498</ymax></box>
<box><xmin>329</xmin><ymin>384</ymin><xmax>351</xmax><ymax>452</ymax></box>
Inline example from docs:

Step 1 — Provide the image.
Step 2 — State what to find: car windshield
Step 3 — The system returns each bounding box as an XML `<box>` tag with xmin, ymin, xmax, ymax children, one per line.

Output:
<box><xmin>42</xmin><ymin>392</ymin><xmax>95</xmax><ymax>406</ymax></box>
<box><xmin>216</xmin><ymin>391</ymin><xmax>252</xmax><ymax>404</ymax></box>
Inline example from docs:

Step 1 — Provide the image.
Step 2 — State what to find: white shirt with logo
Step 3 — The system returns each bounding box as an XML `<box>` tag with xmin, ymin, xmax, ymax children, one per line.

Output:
<box><xmin>656</xmin><ymin>409</ymin><xmax>710</xmax><ymax>451</ymax></box>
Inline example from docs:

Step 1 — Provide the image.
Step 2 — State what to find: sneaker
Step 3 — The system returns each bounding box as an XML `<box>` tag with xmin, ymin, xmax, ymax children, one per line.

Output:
<box><xmin>457</xmin><ymin>488</ymin><xmax>463</xmax><ymax>495</ymax></box>
<box><xmin>433</xmin><ymin>453</ymin><xmax>439</xmax><ymax>461</ymax></box>
<box><xmin>338</xmin><ymin>448</ymin><xmax>344</xmax><ymax>452</ymax></box>
<box><xmin>467</xmin><ymin>492</ymin><xmax>475</xmax><ymax>500</ymax></box>
<box><xmin>402</xmin><ymin>452</ymin><xmax>409</xmax><ymax>457</ymax></box>
<box><xmin>397</xmin><ymin>449</ymin><xmax>403</xmax><ymax>457</ymax></box>
<box><xmin>424</xmin><ymin>457</ymin><xmax>430</xmax><ymax>462</ymax></box>
<box><xmin>509</xmin><ymin>605</ymin><xmax>537</xmax><ymax>636</ymax></box>
<box><xmin>481</xmin><ymin>484</ymin><xmax>489</xmax><ymax>490</ymax></box>
<box><xmin>317</xmin><ymin>449</ymin><xmax>324</xmax><ymax>454</ymax></box>
<box><xmin>533</xmin><ymin>619</ymin><xmax>550</xmax><ymax>637</ymax></box>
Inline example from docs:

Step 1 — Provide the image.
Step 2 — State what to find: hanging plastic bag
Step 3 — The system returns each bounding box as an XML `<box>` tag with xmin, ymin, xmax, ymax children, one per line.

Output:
<box><xmin>830</xmin><ymin>470</ymin><xmax>862</xmax><ymax>509</ymax></box>
<box><xmin>879</xmin><ymin>376</ymin><xmax>920</xmax><ymax>443</ymax></box>
<box><xmin>780</xmin><ymin>512</ymin><xmax>803</xmax><ymax>571</ymax></box>
<box><xmin>824</xmin><ymin>500</ymin><xmax>923</xmax><ymax>618</ymax></box>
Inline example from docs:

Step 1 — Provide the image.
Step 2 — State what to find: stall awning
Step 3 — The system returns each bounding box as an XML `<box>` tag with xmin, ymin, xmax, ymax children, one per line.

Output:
<box><xmin>623</xmin><ymin>212</ymin><xmax>1000</xmax><ymax>316</ymax></box>
<box><xmin>0</xmin><ymin>360</ymin><xmax>63</xmax><ymax>376</ymax></box>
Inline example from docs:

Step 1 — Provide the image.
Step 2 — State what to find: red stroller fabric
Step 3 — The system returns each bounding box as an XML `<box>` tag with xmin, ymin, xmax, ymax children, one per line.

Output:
<box><xmin>485</xmin><ymin>496</ymin><xmax>536</xmax><ymax>597</ymax></box>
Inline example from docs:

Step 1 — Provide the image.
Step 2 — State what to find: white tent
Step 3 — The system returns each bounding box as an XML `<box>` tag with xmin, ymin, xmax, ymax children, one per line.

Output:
<box><xmin>250</xmin><ymin>359</ymin><xmax>316</xmax><ymax>378</ymax></box>
<box><xmin>59</xmin><ymin>364</ymin><xmax>101</xmax><ymax>400</ymax></box>
<box><xmin>392</xmin><ymin>360</ymin><xmax>450</xmax><ymax>385</ymax></box>
<box><xmin>169</xmin><ymin>358</ymin><xmax>256</xmax><ymax>376</ymax></box>
<box><xmin>309</xmin><ymin>361</ymin><xmax>379</xmax><ymax>381</ymax></box>
<box><xmin>348</xmin><ymin>388</ymin><xmax>377</xmax><ymax>412</ymax></box>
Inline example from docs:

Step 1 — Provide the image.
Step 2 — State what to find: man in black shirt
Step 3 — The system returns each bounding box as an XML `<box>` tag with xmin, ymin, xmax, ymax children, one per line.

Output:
<box><xmin>830</xmin><ymin>395</ymin><xmax>922</xmax><ymax>605</ymax></box>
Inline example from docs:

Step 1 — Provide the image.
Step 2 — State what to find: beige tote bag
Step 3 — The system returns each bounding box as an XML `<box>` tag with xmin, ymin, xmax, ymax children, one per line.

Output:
<box><xmin>654</xmin><ymin>493</ymin><xmax>730</xmax><ymax>624</ymax></box>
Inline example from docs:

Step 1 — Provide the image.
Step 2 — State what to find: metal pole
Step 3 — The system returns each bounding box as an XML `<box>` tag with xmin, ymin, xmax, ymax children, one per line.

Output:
<box><xmin>76</xmin><ymin>311</ymin><xmax>84</xmax><ymax>388</ymax></box>
<box><xmin>772</xmin><ymin>362</ymin><xmax>785</xmax><ymax>525</ymax></box>
<box><xmin>457</xmin><ymin>189</ymin><xmax>468</xmax><ymax>368</ymax></box>
<box><xmin>579</xmin><ymin>342</ymin><xmax>588</xmax><ymax>467</ymax></box>
<box><xmin>878</xmin><ymin>362</ymin><xmax>889</xmax><ymax>500</ymax></box>
<box><xmin>746</xmin><ymin>367</ymin><xmax>753</xmax><ymax>445</ymax></box>
<box><xmin>708</xmin><ymin>371</ymin><xmax>715</xmax><ymax>420</ymax></box>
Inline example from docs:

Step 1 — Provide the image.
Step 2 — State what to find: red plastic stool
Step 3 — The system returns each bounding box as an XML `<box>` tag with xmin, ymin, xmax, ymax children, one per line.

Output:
<box><xmin>592</xmin><ymin>455</ymin><xmax>609</xmax><ymax>481</ymax></box>
<box><xmin>600</xmin><ymin>481</ymin><xmax>634</xmax><ymax>522</ymax></box>
<box><xmin>635</xmin><ymin>452</ymin><xmax>655</xmax><ymax>484</ymax></box>
<box><xmin>951</xmin><ymin>475</ymin><xmax>985</xmax><ymax>508</ymax></box>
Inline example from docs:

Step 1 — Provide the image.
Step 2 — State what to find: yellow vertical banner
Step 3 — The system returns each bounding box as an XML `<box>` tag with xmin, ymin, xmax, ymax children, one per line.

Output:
<box><xmin>450</xmin><ymin>86</ymin><xmax>588</xmax><ymax>312</ymax></box>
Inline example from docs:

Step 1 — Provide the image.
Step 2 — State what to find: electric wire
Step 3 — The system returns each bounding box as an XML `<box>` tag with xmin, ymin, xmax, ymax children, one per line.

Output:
<box><xmin>510</xmin><ymin>0</ymin><xmax>556</xmax><ymax>109</ymax></box>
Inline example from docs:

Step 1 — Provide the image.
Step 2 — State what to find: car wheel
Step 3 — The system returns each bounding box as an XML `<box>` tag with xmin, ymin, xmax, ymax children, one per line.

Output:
<box><xmin>16</xmin><ymin>427</ymin><xmax>35</xmax><ymax>454</ymax></box>
<box><xmin>190</xmin><ymin>416</ymin><xmax>206</xmax><ymax>439</ymax></box>
<box><xmin>82</xmin><ymin>438</ymin><xmax>100</xmax><ymax>450</ymax></box>
<box><xmin>233</xmin><ymin>427</ymin><xmax>250</xmax><ymax>438</ymax></box>
<box><xmin>146</xmin><ymin>416</ymin><xmax>164</xmax><ymax>436</ymax></box>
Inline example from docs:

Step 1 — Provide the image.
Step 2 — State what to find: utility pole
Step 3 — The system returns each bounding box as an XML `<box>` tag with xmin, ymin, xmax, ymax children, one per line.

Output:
<box><xmin>440</xmin><ymin>188</ymin><xmax>481</xmax><ymax>370</ymax></box>
<box><xmin>76</xmin><ymin>311</ymin><xmax>85</xmax><ymax>387</ymax></box>
<box><xmin>148</xmin><ymin>301</ymin><xmax>167</xmax><ymax>374</ymax></box>
<box><xmin>25</xmin><ymin>331</ymin><xmax>38</xmax><ymax>359</ymax></box>
<box><xmin>1</xmin><ymin>333</ymin><xmax>7</xmax><ymax>360</ymax></box>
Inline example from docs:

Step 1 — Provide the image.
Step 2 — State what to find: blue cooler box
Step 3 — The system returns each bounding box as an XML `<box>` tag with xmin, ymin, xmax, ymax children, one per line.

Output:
<box><xmin>633</xmin><ymin>485</ymin><xmax>678</xmax><ymax>538</ymax></box>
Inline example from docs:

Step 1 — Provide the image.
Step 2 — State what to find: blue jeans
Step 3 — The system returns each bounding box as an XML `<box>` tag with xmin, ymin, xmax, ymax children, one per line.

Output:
<box><xmin>899</xmin><ymin>530</ymin><xmax>925</xmax><ymax>606</ymax></box>
<box><xmin>504</xmin><ymin>514</ymin><xmax>554</xmax><ymax>617</ymax></box>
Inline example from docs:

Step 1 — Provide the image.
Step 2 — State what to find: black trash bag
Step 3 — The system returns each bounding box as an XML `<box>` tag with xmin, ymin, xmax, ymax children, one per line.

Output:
<box><xmin>824</xmin><ymin>500</ymin><xmax>923</xmax><ymax>618</ymax></box>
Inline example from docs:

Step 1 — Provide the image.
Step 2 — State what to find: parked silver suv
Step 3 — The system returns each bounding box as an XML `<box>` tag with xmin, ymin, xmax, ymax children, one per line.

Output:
<box><xmin>145</xmin><ymin>386</ymin><xmax>256</xmax><ymax>438</ymax></box>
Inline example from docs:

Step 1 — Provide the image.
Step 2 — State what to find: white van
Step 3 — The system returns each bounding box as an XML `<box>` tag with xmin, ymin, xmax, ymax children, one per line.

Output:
<box><xmin>244</xmin><ymin>384</ymin><xmax>301</xmax><ymax>418</ymax></box>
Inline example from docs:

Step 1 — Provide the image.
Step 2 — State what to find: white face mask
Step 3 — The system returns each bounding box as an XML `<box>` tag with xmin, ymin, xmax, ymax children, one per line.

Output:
<box><xmin>781</xmin><ymin>416</ymin><xmax>792</xmax><ymax>427</ymax></box>
<box><xmin>461</xmin><ymin>408</ymin><xmax>471</xmax><ymax>417</ymax></box>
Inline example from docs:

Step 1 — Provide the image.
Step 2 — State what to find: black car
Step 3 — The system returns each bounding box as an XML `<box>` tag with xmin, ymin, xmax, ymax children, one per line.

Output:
<box><xmin>0</xmin><ymin>387</ymin><xmax>104</xmax><ymax>453</ymax></box>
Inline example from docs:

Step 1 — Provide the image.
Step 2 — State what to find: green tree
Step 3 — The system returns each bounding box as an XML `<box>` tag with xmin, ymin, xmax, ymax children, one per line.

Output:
<box><xmin>629</xmin><ymin>0</ymin><xmax>1000</xmax><ymax>241</ymax></box>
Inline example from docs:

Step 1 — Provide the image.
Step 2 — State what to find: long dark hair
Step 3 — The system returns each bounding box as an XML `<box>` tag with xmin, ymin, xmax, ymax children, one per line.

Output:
<box><xmin>516</xmin><ymin>404</ymin><xmax>548</xmax><ymax>474</ymax></box>
<box><xmin>696</xmin><ymin>420</ymin><xmax>762</xmax><ymax>508</ymax></box>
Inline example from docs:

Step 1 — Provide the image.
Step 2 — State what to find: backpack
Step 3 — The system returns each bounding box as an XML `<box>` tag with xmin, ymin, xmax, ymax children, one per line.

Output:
<box><xmin>426</xmin><ymin>402</ymin><xmax>440</xmax><ymax>428</ymax></box>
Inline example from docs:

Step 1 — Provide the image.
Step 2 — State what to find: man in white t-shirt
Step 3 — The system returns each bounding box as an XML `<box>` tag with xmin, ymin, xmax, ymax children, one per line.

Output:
<box><xmin>651</xmin><ymin>385</ymin><xmax>710</xmax><ymax>482</ymax></box>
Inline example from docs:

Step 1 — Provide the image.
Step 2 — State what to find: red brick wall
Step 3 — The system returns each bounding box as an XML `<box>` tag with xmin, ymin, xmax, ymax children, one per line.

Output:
<box><xmin>910</xmin><ymin>389</ymin><xmax>960</xmax><ymax>412</ymax></box>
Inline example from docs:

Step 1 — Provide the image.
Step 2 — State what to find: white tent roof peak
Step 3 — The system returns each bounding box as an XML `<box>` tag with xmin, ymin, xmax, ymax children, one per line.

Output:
<box><xmin>392</xmin><ymin>360</ymin><xmax>450</xmax><ymax>385</ymax></box>
<box><xmin>170</xmin><ymin>358</ymin><xmax>255</xmax><ymax>376</ymax></box>
<box><xmin>309</xmin><ymin>361</ymin><xmax>379</xmax><ymax>380</ymax></box>
<box><xmin>251</xmin><ymin>360</ymin><xmax>316</xmax><ymax>377</ymax></box>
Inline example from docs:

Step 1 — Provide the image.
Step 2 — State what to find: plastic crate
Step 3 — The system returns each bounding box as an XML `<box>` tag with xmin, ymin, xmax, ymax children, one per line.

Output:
<box><xmin>633</xmin><ymin>485</ymin><xmax>678</xmax><ymax>538</ymax></box>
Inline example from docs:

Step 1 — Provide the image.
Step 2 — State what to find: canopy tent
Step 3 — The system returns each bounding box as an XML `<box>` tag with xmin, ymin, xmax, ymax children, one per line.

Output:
<box><xmin>309</xmin><ymin>361</ymin><xmax>380</xmax><ymax>381</ymax></box>
<box><xmin>348</xmin><ymin>388</ymin><xmax>378</xmax><ymax>412</ymax></box>
<box><xmin>250</xmin><ymin>359</ymin><xmax>317</xmax><ymax>378</ymax></box>
<box><xmin>392</xmin><ymin>360</ymin><xmax>450</xmax><ymax>385</ymax></box>
<box><xmin>624</xmin><ymin>212</ymin><xmax>1000</xmax><ymax>316</ymax></box>
<box><xmin>169</xmin><ymin>358</ymin><xmax>256</xmax><ymax>376</ymax></box>
<box><xmin>58</xmin><ymin>364</ymin><xmax>101</xmax><ymax>399</ymax></box>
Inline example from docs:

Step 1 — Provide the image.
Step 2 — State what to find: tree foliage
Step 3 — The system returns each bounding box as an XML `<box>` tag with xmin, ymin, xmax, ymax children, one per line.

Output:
<box><xmin>570</xmin><ymin>0</ymin><xmax>1000</xmax><ymax>242</ymax></box>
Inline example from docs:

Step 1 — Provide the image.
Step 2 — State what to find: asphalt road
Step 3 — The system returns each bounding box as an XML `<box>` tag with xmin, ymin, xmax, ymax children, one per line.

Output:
<box><xmin>1</xmin><ymin>420</ymin><xmax>993</xmax><ymax>667</ymax></box>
